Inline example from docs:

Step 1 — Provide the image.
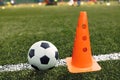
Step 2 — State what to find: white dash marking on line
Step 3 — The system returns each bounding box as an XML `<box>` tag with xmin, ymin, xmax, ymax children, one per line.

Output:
<box><xmin>93</xmin><ymin>52</ymin><xmax>120</xmax><ymax>61</ymax></box>
<box><xmin>0</xmin><ymin>52</ymin><xmax>120</xmax><ymax>72</ymax></box>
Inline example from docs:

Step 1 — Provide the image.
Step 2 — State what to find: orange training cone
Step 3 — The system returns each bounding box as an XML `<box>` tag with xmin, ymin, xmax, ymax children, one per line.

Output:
<box><xmin>66</xmin><ymin>11</ymin><xmax>101</xmax><ymax>73</ymax></box>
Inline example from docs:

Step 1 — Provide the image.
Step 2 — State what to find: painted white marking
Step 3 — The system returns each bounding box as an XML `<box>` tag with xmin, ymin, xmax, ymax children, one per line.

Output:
<box><xmin>0</xmin><ymin>52</ymin><xmax>120</xmax><ymax>72</ymax></box>
<box><xmin>93</xmin><ymin>52</ymin><xmax>120</xmax><ymax>61</ymax></box>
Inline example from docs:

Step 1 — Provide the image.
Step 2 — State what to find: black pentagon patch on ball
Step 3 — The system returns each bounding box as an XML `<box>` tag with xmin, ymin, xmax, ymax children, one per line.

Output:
<box><xmin>31</xmin><ymin>65</ymin><xmax>39</xmax><ymax>70</ymax></box>
<box><xmin>40</xmin><ymin>42</ymin><xmax>50</xmax><ymax>49</ymax></box>
<box><xmin>29</xmin><ymin>49</ymin><xmax>35</xmax><ymax>58</ymax></box>
<box><xmin>48</xmin><ymin>66</ymin><xmax>55</xmax><ymax>70</ymax></box>
<box><xmin>55</xmin><ymin>51</ymin><xmax>59</xmax><ymax>60</ymax></box>
<box><xmin>40</xmin><ymin>55</ymin><xmax>50</xmax><ymax>64</ymax></box>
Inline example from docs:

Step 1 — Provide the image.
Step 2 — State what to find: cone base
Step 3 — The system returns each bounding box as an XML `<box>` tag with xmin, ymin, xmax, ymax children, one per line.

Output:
<box><xmin>66</xmin><ymin>57</ymin><xmax>101</xmax><ymax>73</ymax></box>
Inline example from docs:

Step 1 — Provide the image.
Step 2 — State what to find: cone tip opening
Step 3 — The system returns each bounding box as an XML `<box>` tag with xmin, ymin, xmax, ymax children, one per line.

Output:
<box><xmin>80</xmin><ymin>11</ymin><xmax>87</xmax><ymax>14</ymax></box>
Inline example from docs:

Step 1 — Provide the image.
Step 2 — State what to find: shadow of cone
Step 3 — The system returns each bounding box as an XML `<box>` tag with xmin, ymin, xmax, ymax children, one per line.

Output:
<box><xmin>66</xmin><ymin>11</ymin><xmax>101</xmax><ymax>73</ymax></box>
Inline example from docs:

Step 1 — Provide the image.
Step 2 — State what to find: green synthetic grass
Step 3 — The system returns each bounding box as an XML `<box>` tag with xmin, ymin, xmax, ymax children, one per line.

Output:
<box><xmin>0</xmin><ymin>1</ymin><xmax>120</xmax><ymax>80</ymax></box>
<box><xmin>0</xmin><ymin>60</ymin><xmax>119</xmax><ymax>80</ymax></box>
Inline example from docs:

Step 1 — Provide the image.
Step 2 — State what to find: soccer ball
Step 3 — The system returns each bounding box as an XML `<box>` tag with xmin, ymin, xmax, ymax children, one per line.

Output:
<box><xmin>28</xmin><ymin>41</ymin><xmax>59</xmax><ymax>70</ymax></box>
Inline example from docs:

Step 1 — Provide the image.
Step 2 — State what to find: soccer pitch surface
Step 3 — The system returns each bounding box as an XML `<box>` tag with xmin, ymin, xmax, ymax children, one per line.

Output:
<box><xmin>0</xmin><ymin>1</ymin><xmax>120</xmax><ymax>80</ymax></box>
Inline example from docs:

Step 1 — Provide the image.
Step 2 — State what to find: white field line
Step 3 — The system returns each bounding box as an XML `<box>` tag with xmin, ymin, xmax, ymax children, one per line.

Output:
<box><xmin>0</xmin><ymin>52</ymin><xmax>120</xmax><ymax>72</ymax></box>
